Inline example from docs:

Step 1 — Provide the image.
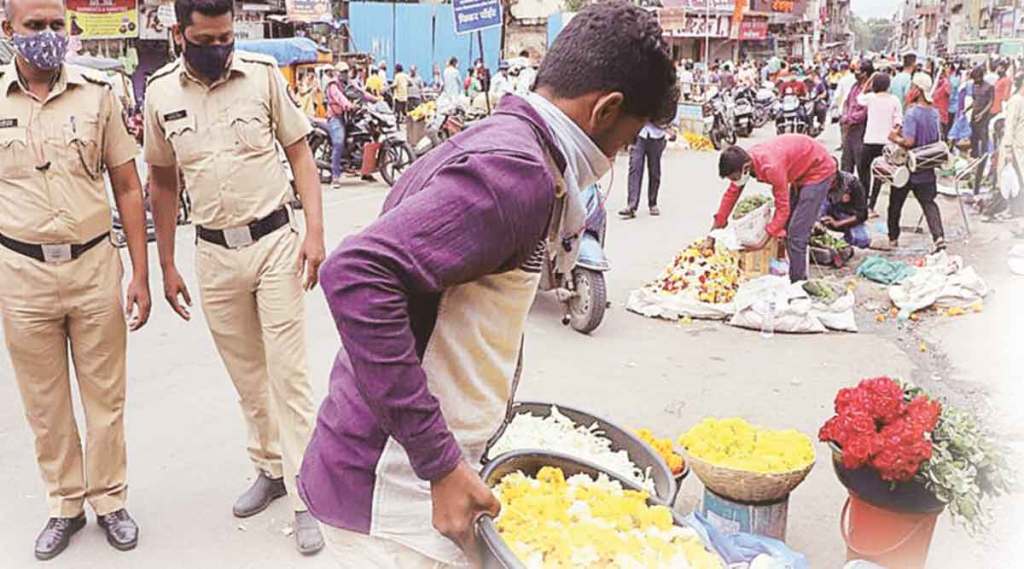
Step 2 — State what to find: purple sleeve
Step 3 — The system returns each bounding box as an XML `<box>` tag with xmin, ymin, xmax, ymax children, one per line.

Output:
<box><xmin>319</xmin><ymin>152</ymin><xmax>554</xmax><ymax>481</ymax></box>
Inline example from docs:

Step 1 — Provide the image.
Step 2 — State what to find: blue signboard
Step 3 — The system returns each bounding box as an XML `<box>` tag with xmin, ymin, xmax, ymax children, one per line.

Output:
<box><xmin>452</xmin><ymin>0</ymin><xmax>503</xmax><ymax>35</ymax></box>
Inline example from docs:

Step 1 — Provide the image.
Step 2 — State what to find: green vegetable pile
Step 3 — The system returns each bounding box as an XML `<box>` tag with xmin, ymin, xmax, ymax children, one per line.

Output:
<box><xmin>810</xmin><ymin>231</ymin><xmax>849</xmax><ymax>250</ymax></box>
<box><xmin>732</xmin><ymin>195</ymin><xmax>773</xmax><ymax>220</ymax></box>
<box><xmin>802</xmin><ymin>279</ymin><xmax>842</xmax><ymax>303</ymax></box>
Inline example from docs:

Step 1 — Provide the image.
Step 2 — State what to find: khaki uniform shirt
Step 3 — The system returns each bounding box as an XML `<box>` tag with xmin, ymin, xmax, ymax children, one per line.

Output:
<box><xmin>0</xmin><ymin>62</ymin><xmax>137</xmax><ymax>244</ymax></box>
<box><xmin>143</xmin><ymin>52</ymin><xmax>311</xmax><ymax>230</ymax></box>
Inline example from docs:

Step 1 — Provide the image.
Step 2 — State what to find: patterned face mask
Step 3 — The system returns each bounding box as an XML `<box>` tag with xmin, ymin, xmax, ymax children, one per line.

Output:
<box><xmin>12</xmin><ymin>30</ymin><xmax>69</xmax><ymax>71</ymax></box>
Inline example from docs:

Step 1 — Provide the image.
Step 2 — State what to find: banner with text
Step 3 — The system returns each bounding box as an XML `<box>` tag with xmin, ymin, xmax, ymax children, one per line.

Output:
<box><xmin>67</xmin><ymin>0</ymin><xmax>139</xmax><ymax>40</ymax></box>
<box><xmin>285</xmin><ymin>0</ymin><xmax>332</xmax><ymax>23</ymax></box>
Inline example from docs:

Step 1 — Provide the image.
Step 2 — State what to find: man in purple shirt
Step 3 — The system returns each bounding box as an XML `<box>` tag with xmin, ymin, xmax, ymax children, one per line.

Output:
<box><xmin>298</xmin><ymin>2</ymin><xmax>678</xmax><ymax>566</ymax></box>
<box><xmin>841</xmin><ymin>58</ymin><xmax>873</xmax><ymax>183</ymax></box>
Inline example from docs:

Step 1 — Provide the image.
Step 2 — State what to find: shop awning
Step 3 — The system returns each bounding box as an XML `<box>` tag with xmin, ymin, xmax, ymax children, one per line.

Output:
<box><xmin>236</xmin><ymin>37</ymin><xmax>329</xmax><ymax>67</ymax></box>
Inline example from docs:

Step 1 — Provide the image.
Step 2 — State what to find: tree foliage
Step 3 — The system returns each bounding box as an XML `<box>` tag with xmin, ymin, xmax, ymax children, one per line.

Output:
<box><xmin>851</xmin><ymin>15</ymin><xmax>896</xmax><ymax>54</ymax></box>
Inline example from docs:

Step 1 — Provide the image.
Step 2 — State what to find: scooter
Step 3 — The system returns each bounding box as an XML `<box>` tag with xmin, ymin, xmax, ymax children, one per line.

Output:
<box><xmin>732</xmin><ymin>86</ymin><xmax>756</xmax><ymax>137</ymax></box>
<box><xmin>538</xmin><ymin>184</ymin><xmax>609</xmax><ymax>335</ymax></box>
<box><xmin>753</xmin><ymin>81</ymin><xmax>777</xmax><ymax>128</ymax></box>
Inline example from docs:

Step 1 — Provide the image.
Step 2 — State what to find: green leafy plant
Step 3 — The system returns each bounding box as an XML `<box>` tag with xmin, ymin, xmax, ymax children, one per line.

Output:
<box><xmin>903</xmin><ymin>382</ymin><xmax>1015</xmax><ymax>535</ymax></box>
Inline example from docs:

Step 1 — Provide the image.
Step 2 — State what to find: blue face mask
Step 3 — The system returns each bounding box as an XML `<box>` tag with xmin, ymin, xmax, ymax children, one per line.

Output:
<box><xmin>12</xmin><ymin>30</ymin><xmax>68</xmax><ymax>71</ymax></box>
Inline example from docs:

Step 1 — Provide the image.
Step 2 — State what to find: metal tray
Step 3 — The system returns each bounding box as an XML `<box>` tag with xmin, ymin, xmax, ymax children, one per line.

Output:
<box><xmin>477</xmin><ymin>450</ymin><xmax>698</xmax><ymax>569</ymax></box>
<box><xmin>483</xmin><ymin>401</ymin><xmax>685</xmax><ymax>504</ymax></box>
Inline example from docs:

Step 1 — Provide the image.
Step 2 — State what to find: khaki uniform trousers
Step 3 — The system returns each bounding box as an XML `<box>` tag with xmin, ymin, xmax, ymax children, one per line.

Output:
<box><xmin>195</xmin><ymin>226</ymin><xmax>315</xmax><ymax>511</ymax></box>
<box><xmin>324</xmin><ymin>526</ymin><xmax>458</xmax><ymax>569</ymax></box>
<box><xmin>1</xmin><ymin>241</ymin><xmax>127</xmax><ymax>518</ymax></box>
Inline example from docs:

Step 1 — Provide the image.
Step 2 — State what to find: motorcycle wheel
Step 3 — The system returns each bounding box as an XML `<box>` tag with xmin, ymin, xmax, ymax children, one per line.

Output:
<box><xmin>379</xmin><ymin>140</ymin><xmax>416</xmax><ymax>187</ymax></box>
<box><xmin>568</xmin><ymin>268</ymin><xmax>607</xmax><ymax>335</ymax></box>
<box><xmin>725</xmin><ymin>127</ymin><xmax>737</xmax><ymax>146</ymax></box>
<box><xmin>709</xmin><ymin>128</ymin><xmax>723</xmax><ymax>151</ymax></box>
<box><xmin>309</xmin><ymin>134</ymin><xmax>334</xmax><ymax>184</ymax></box>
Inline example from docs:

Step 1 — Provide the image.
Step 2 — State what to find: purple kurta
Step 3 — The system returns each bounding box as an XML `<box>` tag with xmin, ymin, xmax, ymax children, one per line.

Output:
<box><xmin>298</xmin><ymin>96</ymin><xmax>564</xmax><ymax>540</ymax></box>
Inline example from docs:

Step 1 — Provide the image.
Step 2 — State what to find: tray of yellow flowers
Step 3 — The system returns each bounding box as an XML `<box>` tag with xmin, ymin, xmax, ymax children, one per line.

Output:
<box><xmin>477</xmin><ymin>450</ymin><xmax>724</xmax><ymax>569</ymax></box>
<box><xmin>678</xmin><ymin>417</ymin><xmax>815</xmax><ymax>503</ymax></box>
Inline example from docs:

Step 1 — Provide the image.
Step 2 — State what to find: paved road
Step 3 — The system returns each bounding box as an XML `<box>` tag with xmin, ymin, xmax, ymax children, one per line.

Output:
<box><xmin>1</xmin><ymin>123</ymin><xmax>1020</xmax><ymax>568</ymax></box>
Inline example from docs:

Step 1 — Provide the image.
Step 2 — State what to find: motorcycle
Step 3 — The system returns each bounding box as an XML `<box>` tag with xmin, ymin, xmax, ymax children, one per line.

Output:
<box><xmin>703</xmin><ymin>89</ymin><xmax>737</xmax><ymax>151</ymax></box>
<box><xmin>731</xmin><ymin>87</ymin><xmax>756</xmax><ymax>137</ymax></box>
<box><xmin>753</xmin><ymin>81</ymin><xmax>777</xmax><ymax>128</ymax></box>
<box><xmin>806</xmin><ymin>90</ymin><xmax>829</xmax><ymax>138</ymax></box>
<box><xmin>308</xmin><ymin>101</ymin><xmax>417</xmax><ymax>187</ymax></box>
<box><xmin>413</xmin><ymin>100</ymin><xmax>488</xmax><ymax>157</ymax></box>
<box><xmin>539</xmin><ymin>184</ymin><xmax>609</xmax><ymax>335</ymax></box>
<box><xmin>775</xmin><ymin>88</ymin><xmax>805</xmax><ymax>135</ymax></box>
<box><xmin>111</xmin><ymin>162</ymin><xmax>190</xmax><ymax>248</ymax></box>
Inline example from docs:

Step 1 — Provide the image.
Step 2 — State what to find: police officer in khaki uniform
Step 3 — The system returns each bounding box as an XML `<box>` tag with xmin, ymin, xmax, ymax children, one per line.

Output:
<box><xmin>0</xmin><ymin>0</ymin><xmax>151</xmax><ymax>560</ymax></box>
<box><xmin>143</xmin><ymin>0</ymin><xmax>325</xmax><ymax>555</ymax></box>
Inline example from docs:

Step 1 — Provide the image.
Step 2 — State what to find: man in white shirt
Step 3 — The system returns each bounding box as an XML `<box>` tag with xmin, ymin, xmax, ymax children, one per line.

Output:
<box><xmin>620</xmin><ymin>122</ymin><xmax>668</xmax><ymax>218</ymax></box>
<box><xmin>442</xmin><ymin>57</ymin><xmax>462</xmax><ymax>100</ymax></box>
<box><xmin>831</xmin><ymin>61</ymin><xmax>857</xmax><ymax>121</ymax></box>
<box><xmin>489</xmin><ymin>60</ymin><xmax>514</xmax><ymax>98</ymax></box>
<box><xmin>514</xmin><ymin>50</ymin><xmax>537</xmax><ymax>95</ymax></box>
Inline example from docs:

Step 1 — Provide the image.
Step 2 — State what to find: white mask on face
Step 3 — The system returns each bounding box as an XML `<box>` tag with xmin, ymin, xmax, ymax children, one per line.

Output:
<box><xmin>736</xmin><ymin>170</ymin><xmax>751</xmax><ymax>187</ymax></box>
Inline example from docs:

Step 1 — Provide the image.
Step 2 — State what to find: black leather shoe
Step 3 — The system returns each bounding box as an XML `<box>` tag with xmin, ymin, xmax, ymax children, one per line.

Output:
<box><xmin>97</xmin><ymin>509</ymin><xmax>139</xmax><ymax>551</ymax></box>
<box><xmin>34</xmin><ymin>514</ymin><xmax>86</xmax><ymax>560</ymax></box>
<box><xmin>233</xmin><ymin>472</ymin><xmax>287</xmax><ymax>518</ymax></box>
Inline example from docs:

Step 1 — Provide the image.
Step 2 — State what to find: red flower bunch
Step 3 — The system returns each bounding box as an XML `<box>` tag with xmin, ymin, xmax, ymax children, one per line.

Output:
<box><xmin>819</xmin><ymin>377</ymin><xmax>941</xmax><ymax>482</ymax></box>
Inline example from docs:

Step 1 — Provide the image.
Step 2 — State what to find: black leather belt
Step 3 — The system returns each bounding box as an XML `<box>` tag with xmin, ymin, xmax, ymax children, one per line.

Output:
<box><xmin>0</xmin><ymin>232</ymin><xmax>107</xmax><ymax>263</ymax></box>
<box><xmin>196</xmin><ymin>207</ymin><xmax>290</xmax><ymax>249</ymax></box>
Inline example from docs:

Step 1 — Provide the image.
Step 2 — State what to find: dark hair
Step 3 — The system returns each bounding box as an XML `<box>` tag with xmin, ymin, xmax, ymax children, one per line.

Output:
<box><xmin>858</xmin><ymin>58</ymin><xmax>874</xmax><ymax>76</ymax></box>
<box><xmin>535</xmin><ymin>0</ymin><xmax>678</xmax><ymax>126</ymax></box>
<box><xmin>871</xmin><ymin>72</ymin><xmax>890</xmax><ymax>93</ymax></box>
<box><xmin>395</xmin><ymin>63</ymin><xmax>403</xmax><ymax>73</ymax></box>
<box><xmin>903</xmin><ymin>53</ymin><xmax>917</xmax><ymax>69</ymax></box>
<box><xmin>971</xmin><ymin>64</ymin><xmax>985</xmax><ymax>82</ymax></box>
<box><xmin>174</xmin><ymin>0</ymin><xmax>233</xmax><ymax>30</ymax></box>
<box><xmin>718</xmin><ymin>146</ymin><xmax>750</xmax><ymax>178</ymax></box>
<box><xmin>519</xmin><ymin>50</ymin><xmax>530</xmax><ymax>58</ymax></box>
<box><xmin>448</xmin><ymin>57</ymin><xmax>458</xmax><ymax>66</ymax></box>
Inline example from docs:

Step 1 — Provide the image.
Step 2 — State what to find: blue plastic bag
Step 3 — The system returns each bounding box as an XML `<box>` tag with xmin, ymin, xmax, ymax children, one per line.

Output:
<box><xmin>682</xmin><ymin>512</ymin><xmax>809</xmax><ymax>569</ymax></box>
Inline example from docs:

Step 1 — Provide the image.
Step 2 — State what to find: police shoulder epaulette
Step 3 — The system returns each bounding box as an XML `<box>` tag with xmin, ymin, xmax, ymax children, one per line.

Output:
<box><xmin>147</xmin><ymin>60</ymin><xmax>182</xmax><ymax>86</ymax></box>
<box><xmin>73</xmin><ymin>65</ymin><xmax>113</xmax><ymax>88</ymax></box>
<box><xmin>236</xmin><ymin>51</ymin><xmax>278</xmax><ymax>67</ymax></box>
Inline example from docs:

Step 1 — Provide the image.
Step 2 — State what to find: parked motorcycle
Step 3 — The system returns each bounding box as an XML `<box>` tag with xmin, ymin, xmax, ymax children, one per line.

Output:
<box><xmin>732</xmin><ymin>87</ymin><xmax>756</xmax><ymax>137</ymax></box>
<box><xmin>753</xmin><ymin>81</ymin><xmax>777</xmax><ymax>128</ymax></box>
<box><xmin>413</xmin><ymin>101</ymin><xmax>488</xmax><ymax>157</ymax></box>
<box><xmin>111</xmin><ymin>162</ymin><xmax>189</xmax><ymax>248</ymax></box>
<box><xmin>539</xmin><ymin>184</ymin><xmax>609</xmax><ymax>335</ymax></box>
<box><xmin>308</xmin><ymin>101</ymin><xmax>417</xmax><ymax>186</ymax></box>
<box><xmin>703</xmin><ymin>89</ymin><xmax>737</xmax><ymax>150</ymax></box>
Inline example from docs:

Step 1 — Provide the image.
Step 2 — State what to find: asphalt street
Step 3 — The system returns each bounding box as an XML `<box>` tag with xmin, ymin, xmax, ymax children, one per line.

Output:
<box><xmin>1</xmin><ymin>123</ymin><xmax>1021</xmax><ymax>568</ymax></box>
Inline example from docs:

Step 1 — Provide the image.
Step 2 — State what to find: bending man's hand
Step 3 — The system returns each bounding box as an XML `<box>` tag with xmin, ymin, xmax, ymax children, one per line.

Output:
<box><xmin>431</xmin><ymin>461</ymin><xmax>500</xmax><ymax>567</ymax></box>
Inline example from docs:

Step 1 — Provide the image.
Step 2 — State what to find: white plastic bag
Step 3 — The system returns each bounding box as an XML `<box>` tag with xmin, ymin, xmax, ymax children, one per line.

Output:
<box><xmin>732</xmin><ymin>202</ymin><xmax>773</xmax><ymax>249</ymax></box>
<box><xmin>728</xmin><ymin>276</ymin><xmax>826</xmax><ymax>334</ymax></box>
<box><xmin>810</xmin><ymin>291</ymin><xmax>858</xmax><ymax>333</ymax></box>
<box><xmin>626</xmin><ymin>287</ymin><xmax>735</xmax><ymax>321</ymax></box>
<box><xmin>889</xmin><ymin>252</ymin><xmax>989</xmax><ymax>314</ymax></box>
<box><xmin>1000</xmin><ymin>163</ymin><xmax>1021</xmax><ymax>199</ymax></box>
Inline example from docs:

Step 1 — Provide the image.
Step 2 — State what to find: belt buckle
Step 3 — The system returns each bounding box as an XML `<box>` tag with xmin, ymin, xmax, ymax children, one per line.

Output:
<box><xmin>222</xmin><ymin>226</ymin><xmax>255</xmax><ymax>249</ymax></box>
<box><xmin>41</xmin><ymin>243</ymin><xmax>73</xmax><ymax>263</ymax></box>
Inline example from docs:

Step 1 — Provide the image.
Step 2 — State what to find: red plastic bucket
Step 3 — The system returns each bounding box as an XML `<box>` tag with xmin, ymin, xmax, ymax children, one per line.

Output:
<box><xmin>841</xmin><ymin>493</ymin><xmax>941</xmax><ymax>569</ymax></box>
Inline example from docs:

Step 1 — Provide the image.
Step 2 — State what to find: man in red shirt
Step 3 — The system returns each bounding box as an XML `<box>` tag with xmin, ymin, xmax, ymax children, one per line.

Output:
<box><xmin>993</xmin><ymin>60</ymin><xmax>1012</xmax><ymax>116</ymax></box>
<box><xmin>710</xmin><ymin>134</ymin><xmax>838</xmax><ymax>282</ymax></box>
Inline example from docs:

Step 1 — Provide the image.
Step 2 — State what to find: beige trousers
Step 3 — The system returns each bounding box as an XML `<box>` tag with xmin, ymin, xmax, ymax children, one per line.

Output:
<box><xmin>196</xmin><ymin>226</ymin><xmax>315</xmax><ymax>511</ymax></box>
<box><xmin>1</xmin><ymin>241</ymin><xmax>128</xmax><ymax>518</ymax></box>
<box><xmin>324</xmin><ymin>525</ymin><xmax>458</xmax><ymax>569</ymax></box>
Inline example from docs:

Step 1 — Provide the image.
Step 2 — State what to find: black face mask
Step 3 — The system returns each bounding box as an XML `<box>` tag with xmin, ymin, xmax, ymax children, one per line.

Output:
<box><xmin>183</xmin><ymin>38</ymin><xmax>233</xmax><ymax>82</ymax></box>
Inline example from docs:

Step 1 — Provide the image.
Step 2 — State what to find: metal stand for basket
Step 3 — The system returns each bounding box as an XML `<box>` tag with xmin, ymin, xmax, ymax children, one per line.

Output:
<box><xmin>914</xmin><ymin>155</ymin><xmax>985</xmax><ymax>239</ymax></box>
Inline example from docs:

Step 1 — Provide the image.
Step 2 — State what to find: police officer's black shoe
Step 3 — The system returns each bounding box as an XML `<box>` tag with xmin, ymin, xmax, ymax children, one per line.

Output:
<box><xmin>233</xmin><ymin>471</ymin><xmax>287</xmax><ymax>518</ymax></box>
<box><xmin>34</xmin><ymin>513</ymin><xmax>86</xmax><ymax>560</ymax></box>
<box><xmin>97</xmin><ymin>509</ymin><xmax>139</xmax><ymax>551</ymax></box>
